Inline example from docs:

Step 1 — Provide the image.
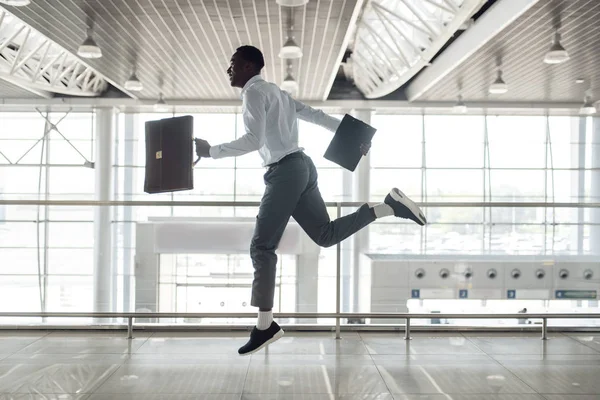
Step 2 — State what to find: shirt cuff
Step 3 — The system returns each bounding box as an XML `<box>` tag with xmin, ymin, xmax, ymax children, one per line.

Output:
<box><xmin>329</xmin><ymin>117</ymin><xmax>342</xmax><ymax>133</ymax></box>
<box><xmin>208</xmin><ymin>146</ymin><xmax>219</xmax><ymax>159</ymax></box>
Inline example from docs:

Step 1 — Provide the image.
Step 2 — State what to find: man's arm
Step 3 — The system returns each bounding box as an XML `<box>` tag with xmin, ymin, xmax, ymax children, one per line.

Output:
<box><xmin>208</xmin><ymin>90</ymin><xmax>266</xmax><ymax>159</ymax></box>
<box><xmin>292</xmin><ymin>97</ymin><xmax>341</xmax><ymax>133</ymax></box>
<box><xmin>291</xmin><ymin>95</ymin><xmax>372</xmax><ymax>157</ymax></box>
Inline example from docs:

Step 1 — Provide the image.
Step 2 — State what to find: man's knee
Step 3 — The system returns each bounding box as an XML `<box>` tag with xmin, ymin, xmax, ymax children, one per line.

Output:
<box><xmin>250</xmin><ymin>239</ymin><xmax>276</xmax><ymax>259</ymax></box>
<box><xmin>315</xmin><ymin>228</ymin><xmax>335</xmax><ymax>248</ymax></box>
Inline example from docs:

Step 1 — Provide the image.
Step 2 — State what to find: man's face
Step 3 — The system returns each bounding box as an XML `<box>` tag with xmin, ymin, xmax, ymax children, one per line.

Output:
<box><xmin>227</xmin><ymin>52</ymin><xmax>248</xmax><ymax>88</ymax></box>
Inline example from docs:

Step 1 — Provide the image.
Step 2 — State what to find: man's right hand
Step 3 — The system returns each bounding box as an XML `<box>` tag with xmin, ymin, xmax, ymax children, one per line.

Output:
<box><xmin>195</xmin><ymin>138</ymin><xmax>211</xmax><ymax>158</ymax></box>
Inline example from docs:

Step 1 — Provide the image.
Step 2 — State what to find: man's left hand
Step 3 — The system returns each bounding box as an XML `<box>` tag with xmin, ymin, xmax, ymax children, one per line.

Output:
<box><xmin>360</xmin><ymin>142</ymin><xmax>371</xmax><ymax>156</ymax></box>
<box><xmin>195</xmin><ymin>138</ymin><xmax>211</xmax><ymax>158</ymax></box>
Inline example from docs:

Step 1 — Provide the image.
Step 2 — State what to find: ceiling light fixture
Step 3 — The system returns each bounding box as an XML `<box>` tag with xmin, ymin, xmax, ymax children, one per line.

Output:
<box><xmin>154</xmin><ymin>93</ymin><xmax>169</xmax><ymax>112</ymax></box>
<box><xmin>544</xmin><ymin>31</ymin><xmax>569</xmax><ymax>64</ymax></box>
<box><xmin>281</xmin><ymin>61</ymin><xmax>299</xmax><ymax>94</ymax></box>
<box><xmin>77</xmin><ymin>28</ymin><xmax>102</xmax><ymax>59</ymax></box>
<box><xmin>279</xmin><ymin>37</ymin><xmax>302</xmax><ymax>59</ymax></box>
<box><xmin>580</xmin><ymin>95</ymin><xmax>596</xmax><ymax>115</ymax></box>
<box><xmin>124</xmin><ymin>71</ymin><xmax>143</xmax><ymax>91</ymax></box>
<box><xmin>489</xmin><ymin>69</ymin><xmax>508</xmax><ymax>94</ymax></box>
<box><xmin>279</xmin><ymin>8</ymin><xmax>302</xmax><ymax>59</ymax></box>
<box><xmin>276</xmin><ymin>0</ymin><xmax>309</xmax><ymax>6</ymax></box>
<box><xmin>281</xmin><ymin>73</ymin><xmax>299</xmax><ymax>93</ymax></box>
<box><xmin>0</xmin><ymin>0</ymin><xmax>31</xmax><ymax>5</ymax></box>
<box><xmin>453</xmin><ymin>95</ymin><xmax>467</xmax><ymax>114</ymax></box>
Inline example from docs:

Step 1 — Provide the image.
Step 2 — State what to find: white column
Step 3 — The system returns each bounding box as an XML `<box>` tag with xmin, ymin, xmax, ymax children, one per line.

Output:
<box><xmin>122</xmin><ymin>113</ymin><xmax>136</xmax><ymax>312</ymax></box>
<box><xmin>571</xmin><ymin>117</ymin><xmax>586</xmax><ymax>254</ymax></box>
<box><xmin>591</xmin><ymin>117</ymin><xmax>600</xmax><ymax>254</ymax></box>
<box><xmin>351</xmin><ymin>109</ymin><xmax>372</xmax><ymax>313</ymax></box>
<box><xmin>94</xmin><ymin>107</ymin><xmax>115</xmax><ymax>312</ymax></box>
<box><xmin>341</xmin><ymin>129</ymin><xmax>354</xmax><ymax>313</ymax></box>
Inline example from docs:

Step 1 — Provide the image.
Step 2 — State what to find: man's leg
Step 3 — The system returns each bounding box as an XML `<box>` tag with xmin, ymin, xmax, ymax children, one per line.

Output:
<box><xmin>249</xmin><ymin>163</ymin><xmax>309</xmax><ymax>310</ymax></box>
<box><xmin>239</xmin><ymin>156</ymin><xmax>309</xmax><ymax>355</ymax></box>
<box><xmin>292</xmin><ymin>156</ymin><xmax>426</xmax><ymax>248</ymax></box>
<box><xmin>292</xmin><ymin>157</ymin><xmax>374</xmax><ymax>247</ymax></box>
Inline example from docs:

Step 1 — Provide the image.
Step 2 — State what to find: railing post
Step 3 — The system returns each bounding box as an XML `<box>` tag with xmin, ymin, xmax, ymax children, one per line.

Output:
<box><xmin>541</xmin><ymin>317</ymin><xmax>548</xmax><ymax>340</ymax></box>
<box><xmin>404</xmin><ymin>317</ymin><xmax>412</xmax><ymax>340</ymax></box>
<box><xmin>127</xmin><ymin>317</ymin><xmax>133</xmax><ymax>339</ymax></box>
<box><xmin>336</xmin><ymin>203</ymin><xmax>342</xmax><ymax>340</ymax></box>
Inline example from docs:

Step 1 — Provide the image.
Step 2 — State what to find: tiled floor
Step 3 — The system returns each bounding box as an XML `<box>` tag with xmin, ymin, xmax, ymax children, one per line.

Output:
<box><xmin>0</xmin><ymin>330</ymin><xmax>599</xmax><ymax>399</ymax></box>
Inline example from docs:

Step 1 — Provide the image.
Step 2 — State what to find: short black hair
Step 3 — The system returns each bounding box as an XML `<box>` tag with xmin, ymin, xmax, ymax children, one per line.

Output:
<box><xmin>236</xmin><ymin>45</ymin><xmax>265</xmax><ymax>71</ymax></box>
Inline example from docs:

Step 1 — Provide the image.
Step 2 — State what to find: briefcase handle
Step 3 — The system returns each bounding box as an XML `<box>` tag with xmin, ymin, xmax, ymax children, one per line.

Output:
<box><xmin>192</xmin><ymin>137</ymin><xmax>201</xmax><ymax>166</ymax></box>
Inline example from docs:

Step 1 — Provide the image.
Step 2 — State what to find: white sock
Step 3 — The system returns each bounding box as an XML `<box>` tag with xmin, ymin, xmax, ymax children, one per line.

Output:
<box><xmin>257</xmin><ymin>310</ymin><xmax>273</xmax><ymax>330</ymax></box>
<box><xmin>372</xmin><ymin>203</ymin><xmax>394</xmax><ymax>219</ymax></box>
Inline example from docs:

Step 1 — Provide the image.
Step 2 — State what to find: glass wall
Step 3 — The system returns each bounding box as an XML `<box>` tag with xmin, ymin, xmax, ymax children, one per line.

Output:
<box><xmin>0</xmin><ymin>111</ymin><xmax>95</xmax><ymax>313</ymax></box>
<box><xmin>369</xmin><ymin>114</ymin><xmax>586</xmax><ymax>256</ymax></box>
<box><xmin>112</xmin><ymin>112</ymin><xmax>345</xmax><ymax>317</ymax></box>
<box><xmin>0</xmin><ymin>110</ymin><xmax>597</xmax><ymax>326</ymax></box>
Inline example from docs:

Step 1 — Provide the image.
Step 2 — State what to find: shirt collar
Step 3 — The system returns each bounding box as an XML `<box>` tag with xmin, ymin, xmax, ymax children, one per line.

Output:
<box><xmin>240</xmin><ymin>75</ymin><xmax>263</xmax><ymax>98</ymax></box>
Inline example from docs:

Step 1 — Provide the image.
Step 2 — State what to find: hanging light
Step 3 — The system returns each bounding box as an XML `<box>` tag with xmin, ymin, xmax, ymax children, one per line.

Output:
<box><xmin>0</xmin><ymin>0</ymin><xmax>31</xmax><ymax>5</ymax></box>
<box><xmin>453</xmin><ymin>95</ymin><xmax>467</xmax><ymax>113</ymax></box>
<box><xmin>77</xmin><ymin>28</ymin><xmax>102</xmax><ymax>59</ymax></box>
<box><xmin>281</xmin><ymin>60</ymin><xmax>299</xmax><ymax>94</ymax></box>
<box><xmin>124</xmin><ymin>71</ymin><xmax>143</xmax><ymax>91</ymax></box>
<box><xmin>544</xmin><ymin>31</ymin><xmax>569</xmax><ymax>64</ymax></box>
<box><xmin>154</xmin><ymin>93</ymin><xmax>169</xmax><ymax>112</ymax></box>
<box><xmin>280</xmin><ymin>8</ymin><xmax>302</xmax><ymax>59</ymax></box>
<box><xmin>276</xmin><ymin>0</ymin><xmax>309</xmax><ymax>6</ymax></box>
<box><xmin>281</xmin><ymin>73</ymin><xmax>299</xmax><ymax>94</ymax></box>
<box><xmin>580</xmin><ymin>96</ymin><xmax>596</xmax><ymax>115</ymax></box>
<box><xmin>279</xmin><ymin>37</ymin><xmax>302</xmax><ymax>59</ymax></box>
<box><xmin>489</xmin><ymin>69</ymin><xmax>508</xmax><ymax>94</ymax></box>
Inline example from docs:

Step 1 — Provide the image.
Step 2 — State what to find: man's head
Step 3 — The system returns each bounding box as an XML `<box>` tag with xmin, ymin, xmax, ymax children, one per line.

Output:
<box><xmin>227</xmin><ymin>45</ymin><xmax>265</xmax><ymax>88</ymax></box>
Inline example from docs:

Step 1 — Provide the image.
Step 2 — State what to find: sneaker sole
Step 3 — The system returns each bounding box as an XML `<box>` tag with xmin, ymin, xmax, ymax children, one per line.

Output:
<box><xmin>239</xmin><ymin>328</ymin><xmax>285</xmax><ymax>356</ymax></box>
<box><xmin>390</xmin><ymin>188</ymin><xmax>427</xmax><ymax>225</ymax></box>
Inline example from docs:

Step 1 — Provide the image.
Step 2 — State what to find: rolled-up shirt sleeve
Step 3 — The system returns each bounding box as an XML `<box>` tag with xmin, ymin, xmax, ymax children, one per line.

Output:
<box><xmin>293</xmin><ymin>97</ymin><xmax>341</xmax><ymax>133</ymax></box>
<box><xmin>209</xmin><ymin>89</ymin><xmax>267</xmax><ymax>159</ymax></box>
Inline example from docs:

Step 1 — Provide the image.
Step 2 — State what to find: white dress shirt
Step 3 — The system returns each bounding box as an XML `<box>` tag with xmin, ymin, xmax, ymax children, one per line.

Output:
<box><xmin>209</xmin><ymin>75</ymin><xmax>341</xmax><ymax>167</ymax></box>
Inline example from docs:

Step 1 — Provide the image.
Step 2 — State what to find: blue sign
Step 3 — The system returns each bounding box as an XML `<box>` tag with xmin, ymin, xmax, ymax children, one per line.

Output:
<box><xmin>507</xmin><ymin>290</ymin><xmax>516</xmax><ymax>299</ymax></box>
<box><xmin>411</xmin><ymin>289</ymin><xmax>420</xmax><ymax>299</ymax></box>
<box><xmin>555</xmin><ymin>290</ymin><xmax>597</xmax><ymax>299</ymax></box>
<box><xmin>459</xmin><ymin>289</ymin><xmax>468</xmax><ymax>299</ymax></box>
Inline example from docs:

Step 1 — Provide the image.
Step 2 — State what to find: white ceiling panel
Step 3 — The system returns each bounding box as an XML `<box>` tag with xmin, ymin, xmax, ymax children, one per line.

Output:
<box><xmin>2</xmin><ymin>0</ymin><xmax>361</xmax><ymax>101</ymax></box>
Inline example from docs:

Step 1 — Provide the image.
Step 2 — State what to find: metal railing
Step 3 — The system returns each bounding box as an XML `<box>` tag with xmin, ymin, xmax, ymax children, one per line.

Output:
<box><xmin>1</xmin><ymin>199</ymin><xmax>600</xmax><ymax>340</ymax></box>
<box><xmin>1</xmin><ymin>200</ymin><xmax>599</xmax><ymax>207</ymax></box>
<box><xmin>1</xmin><ymin>312</ymin><xmax>599</xmax><ymax>340</ymax></box>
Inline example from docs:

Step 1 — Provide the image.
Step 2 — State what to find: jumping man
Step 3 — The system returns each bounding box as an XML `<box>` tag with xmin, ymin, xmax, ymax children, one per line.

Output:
<box><xmin>194</xmin><ymin>45</ymin><xmax>427</xmax><ymax>356</ymax></box>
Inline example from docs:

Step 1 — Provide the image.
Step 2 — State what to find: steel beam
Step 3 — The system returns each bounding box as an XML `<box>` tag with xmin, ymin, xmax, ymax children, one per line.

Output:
<box><xmin>0</xmin><ymin>8</ymin><xmax>109</xmax><ymax>97</ymax></box>
<box><xmin>405</xmin><ymin>0</ymin><xmax>540</xmax><ymax>101</ymax></box>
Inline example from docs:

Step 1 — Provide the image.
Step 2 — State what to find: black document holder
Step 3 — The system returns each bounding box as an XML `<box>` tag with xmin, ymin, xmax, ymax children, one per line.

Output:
<box><xmin>144</xmin><ymin>115</ymin><xmax>194</xmax><ymax>194</ymax></box>
<box><xmin>323</xmin><ymin>114</ymin><xmax>377</xmax><ymax>172</ymax></box>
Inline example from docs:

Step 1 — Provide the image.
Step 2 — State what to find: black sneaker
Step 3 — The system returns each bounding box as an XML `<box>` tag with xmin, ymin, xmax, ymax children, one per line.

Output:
<box><xmin>238</xmin><ymin>321</ymin><xmax>284</xmax><ymax>356</ymax></box>
<box><xmin>384</xmin><ymin>188</ymin><xmax>427</xmax><ymax>226</ymax></box>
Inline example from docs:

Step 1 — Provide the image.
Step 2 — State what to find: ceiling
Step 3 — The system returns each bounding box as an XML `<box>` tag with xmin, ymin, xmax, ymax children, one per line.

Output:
<box><xmin>414</xmin><ymin>0</ymin><xmax>600</xmax><ymax>103</ymax></box>
<box><xmin>0</xmin><ymin>79</ymin><xmax>42</xmax><ymax>98</ymax></box>
<box><xmin>0</xmin><ymin>0</ymin><xmax>598</xmax><ymax>107</ymax></box>
<box><xmin>2</xmin><ymin>0</ymin><xmax>361</xmax><ymax>101</ymax></box>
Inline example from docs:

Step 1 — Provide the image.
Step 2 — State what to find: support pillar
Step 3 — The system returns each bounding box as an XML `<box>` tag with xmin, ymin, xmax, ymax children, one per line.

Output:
<box><xmin>341</xmin><ymin>128</ymin><xmax>354</xmax><ymax>314</ymax></box>
<box><xmin>351</xmin><ymin>109</ymin><xmax>371</xmax><ymax>313</ymax></box>
<box><xmin>572</xmin><ymin>117</ymin><xmax>586</xmax><ymax>254</ymax></box>
<box><xmin>94</xmin><ymin>107</ymin><xmax>115</xmax><ymax>312</ymax></box>
<box><xmin>122</xmin><ymin>113</ymin><xmax>135</xmax><ymax>312</ymax></box>
<box><xmin>591</xmin><ymin>117</ymin><xmax>600</xmax><ymax>254</ymax></box>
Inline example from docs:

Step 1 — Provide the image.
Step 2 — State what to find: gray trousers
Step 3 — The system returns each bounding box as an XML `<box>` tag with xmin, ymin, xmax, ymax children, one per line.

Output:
<box><xmin>250</xmin><ymin>151</ymin><xmax>376</xmax><ymax>309</ymax></box>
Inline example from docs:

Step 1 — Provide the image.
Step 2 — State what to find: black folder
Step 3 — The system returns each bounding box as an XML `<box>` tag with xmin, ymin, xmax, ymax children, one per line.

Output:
<box><xmin>323</xmin><ymin>114</ymin><xmax>377</xmax><ymax>172</ymax></box>
<box><xmin>144</xmin><ymin>115</ymin><xmax>194</xmax><ymax>194</ymax></box>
